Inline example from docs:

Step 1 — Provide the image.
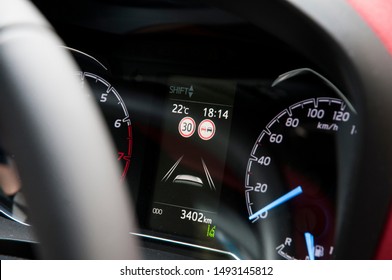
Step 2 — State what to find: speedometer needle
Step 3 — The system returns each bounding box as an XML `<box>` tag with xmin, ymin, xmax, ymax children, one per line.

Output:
<box><xmin>249</xmin><ymin>186</ymin><xmax>303</xmax><ymax>220</ymax></box>
<box><xmin>305</xmin><ymin>232</ymin><xmax>315</xmax><ymax>260</ymax></box>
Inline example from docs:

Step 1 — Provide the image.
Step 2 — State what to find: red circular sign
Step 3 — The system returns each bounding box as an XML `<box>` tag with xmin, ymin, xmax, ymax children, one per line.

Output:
<box><xmin>198</xmin><ymin>119</ymin><xmax>216</xmax><ymax>140</ymax></box>
<box><xmin>178</xmin><ymin>117</ymin><xmax>196</xmax><ymax>138</ymax></box>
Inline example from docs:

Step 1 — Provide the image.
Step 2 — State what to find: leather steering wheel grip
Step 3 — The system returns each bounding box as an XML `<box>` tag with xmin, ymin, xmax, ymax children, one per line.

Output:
<box><xmin>0</xmin><ymin>0</ymin><xmax>139</xmax><ymax>259</ymax></box>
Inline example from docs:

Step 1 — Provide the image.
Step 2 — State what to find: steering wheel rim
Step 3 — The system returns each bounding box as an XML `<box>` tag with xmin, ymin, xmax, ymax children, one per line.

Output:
<box><xmin>0</xmin><ymin>0</ymin><xmax>139</xmax><ymax>259</ymax></box>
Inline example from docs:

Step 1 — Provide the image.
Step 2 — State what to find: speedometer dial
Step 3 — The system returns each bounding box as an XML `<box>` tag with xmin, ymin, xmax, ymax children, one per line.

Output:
<box><xmin>245</xmin><ymin>97</ymin><xmax>357</xmax><ymax>260</ymax></box>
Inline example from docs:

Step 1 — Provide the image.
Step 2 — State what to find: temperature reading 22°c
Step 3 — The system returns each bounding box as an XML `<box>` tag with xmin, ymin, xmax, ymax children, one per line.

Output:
<box><xmin>245</xmin><ymin>97</ymin><xmax>357</xmax><ymax>260</ymax></box>
<box><xmin>172</xmin><ymin>103</ymin><xmax>190</xmax><ymax>115</ymax></box>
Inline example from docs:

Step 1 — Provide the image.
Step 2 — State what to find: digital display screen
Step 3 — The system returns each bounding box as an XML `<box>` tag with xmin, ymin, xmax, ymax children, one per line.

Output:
<box><xmin>148</xmin><ymin>76</ymin><xmax>235</xmax><ymax>244</ymax></box>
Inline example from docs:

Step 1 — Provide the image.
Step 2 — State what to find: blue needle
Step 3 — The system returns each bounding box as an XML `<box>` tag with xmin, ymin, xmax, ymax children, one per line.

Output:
<box><xmin>305</xmin><ymin>232</ymin><xmax>315</xmax><ymax>260</ymax></box>
<box><xmin>249</xmin><ymin>186</ymin><xmax>303</xmax><ymax>220</ymax></box>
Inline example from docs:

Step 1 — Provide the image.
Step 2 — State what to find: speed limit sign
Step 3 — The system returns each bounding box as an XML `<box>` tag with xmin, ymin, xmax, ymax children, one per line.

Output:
<box><xmin>178</xmin><ymin>117</ymin><xmax>196</xmax><ymax>138</ymax></box>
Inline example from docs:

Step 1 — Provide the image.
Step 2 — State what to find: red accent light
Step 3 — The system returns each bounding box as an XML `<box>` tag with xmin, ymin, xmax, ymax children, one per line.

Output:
<box><xmin>348</xmin><ymin>0</ymin><xmax>392</xmax><ymax>259</ymax></box>
<box><xmin>348</xmin><ymin>0</ymin><xmax>392</xmax><ymax>55</ymax></box>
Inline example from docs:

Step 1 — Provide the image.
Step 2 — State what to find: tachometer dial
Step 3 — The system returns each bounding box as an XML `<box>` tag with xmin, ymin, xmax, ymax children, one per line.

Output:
<box><xmin>77</xmin><ymin>72</ymin><xmax>132</xmax><ymax>179</ymax></box>
<box><xmin>67</xmin><ymin>47</ymin><xmax>133</xmax><ymax>180</ymax></box>
<box><xmin>0</xmin><ymin>48</ymin><xmax>133</xmax><ymax>226</ymax></box>
<box><xmin>245</xmin><ymin>97</ymin><xmax>357</xmax><ymax>259</ymax></box>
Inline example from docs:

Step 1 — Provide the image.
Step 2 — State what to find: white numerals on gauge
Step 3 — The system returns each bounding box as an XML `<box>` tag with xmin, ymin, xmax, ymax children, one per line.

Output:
<box><xmin>245</xmin><ymin>97</ymin><xmax>357</xmax><ymax>260</ymax></box>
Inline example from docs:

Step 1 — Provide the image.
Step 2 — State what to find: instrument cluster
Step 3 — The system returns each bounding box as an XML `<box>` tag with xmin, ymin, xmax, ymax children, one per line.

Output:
<box><xmin>69</xmin><ymin>46</ymin><xmax>356</xmax><ymax>259</ymax></box>
<box><xmin>0</xmin><ymin>12</ymin><xmax>358</xmax><ymax>259</ymax></box>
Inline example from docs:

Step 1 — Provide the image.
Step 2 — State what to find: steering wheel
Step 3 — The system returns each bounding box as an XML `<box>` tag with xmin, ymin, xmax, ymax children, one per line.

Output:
<box><xmin>0</xmin><ymin>0</ymin><xmax>138</xmax><ymax>259</ymax></box>
<box><xmin>0</xmin><ymin>0</ymin><xmax>391</xmax><ymax>259</ymax></box>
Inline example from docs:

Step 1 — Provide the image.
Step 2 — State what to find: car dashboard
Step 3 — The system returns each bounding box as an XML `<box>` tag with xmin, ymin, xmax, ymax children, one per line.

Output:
<box><xmin>0</xmin><ymin>0</ymin><xmax>390</xmax><ymax>260</ymax></box>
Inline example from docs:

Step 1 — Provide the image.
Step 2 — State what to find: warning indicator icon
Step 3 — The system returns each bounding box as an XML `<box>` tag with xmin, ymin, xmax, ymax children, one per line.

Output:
<box><xmin>198</xmin><ymin>119</ymin><xmax>216</xmax><ymax>141</ymax></box>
